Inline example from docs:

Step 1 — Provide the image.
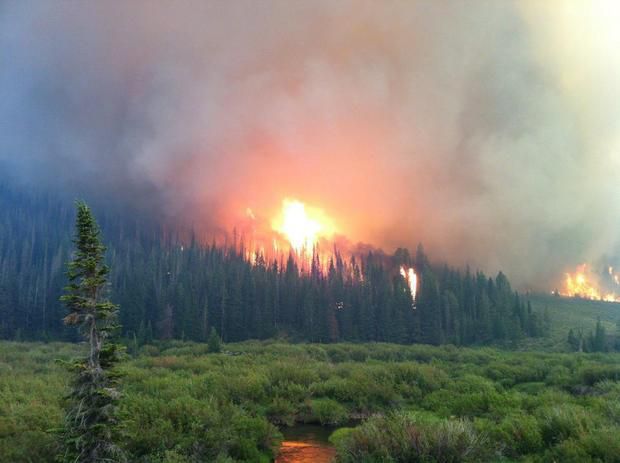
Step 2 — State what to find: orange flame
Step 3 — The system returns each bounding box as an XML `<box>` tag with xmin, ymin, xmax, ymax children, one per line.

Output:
<box><xmin>400</xmin><ymin>266</ymin><xmax>418</xmax><ymax>307</ymax></box>
<box><xmin>561</xmin><ymin>263</ymin><xmax>620</xmax><ymax>302</ymax></box>
<box><xmin>271</xmin><ymin>198</ymin><xmax>336</xmax><ymax>256</ymax></box>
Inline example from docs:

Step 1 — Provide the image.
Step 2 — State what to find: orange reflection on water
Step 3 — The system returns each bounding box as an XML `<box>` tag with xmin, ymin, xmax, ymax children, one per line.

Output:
<box><xmin>276</xmin><ymin>440</ymin><xmax>336</xmax><ymax>463</ymax></box>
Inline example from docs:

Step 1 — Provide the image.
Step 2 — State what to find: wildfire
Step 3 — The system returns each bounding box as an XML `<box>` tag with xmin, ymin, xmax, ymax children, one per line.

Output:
<box><xmin>400</xmin><ymin>266</ymin><xmax>418</xmax><ymax>307</ymax></box>
<box><xmin>561</xmin><ymin>263</ymin><xmax>620</xmax><ymax>302</ymax></box>
<box><xmin>271</xmin><ymin>198</ymin><xmax>336</xmax><ymax>256</ymax></box>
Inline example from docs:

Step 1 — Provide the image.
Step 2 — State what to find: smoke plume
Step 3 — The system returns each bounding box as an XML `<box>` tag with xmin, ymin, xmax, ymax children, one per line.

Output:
<box><xmin>1</xmin><ymin>0</ymin><xmax>619</xmax><ymax>289</ymax></box>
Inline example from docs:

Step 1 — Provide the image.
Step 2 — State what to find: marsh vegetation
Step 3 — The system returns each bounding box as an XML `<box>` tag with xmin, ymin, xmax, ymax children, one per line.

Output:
<box><xmin>2</xmin><ymin>340</ymin><xmax>619</xmax><ymax>462</ymax></box>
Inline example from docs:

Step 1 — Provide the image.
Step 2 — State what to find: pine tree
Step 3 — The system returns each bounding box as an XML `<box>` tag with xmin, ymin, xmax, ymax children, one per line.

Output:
<box><xmin>419</xmin><ymin>268</ymin><xmax>442</xmax><ymax>345</ymax></box>
<box><xmin>58</xmin><ymin>201</ymin><xmax>125</xmax><ymax>463</ymax></box>
<box><xmin>567</xmin><ymin>329</ymin><xmax>580</xmax><ymax>351</ymax></box>
<box><xmin>207</xmin><ymin>327</ymin><xmax>222</xmax><ymax>353</ymax></box>
<box><xmin>593</xmin><ymin>318</ymin><xmax>607</xmax><ymax>352</ymax></box>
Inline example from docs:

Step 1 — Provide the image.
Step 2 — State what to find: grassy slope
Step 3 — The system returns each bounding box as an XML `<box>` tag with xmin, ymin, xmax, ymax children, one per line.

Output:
<box><xmin>526</xmin><ymin>293</ymin><xmax>620</xmax><ymax>350</ymax></box>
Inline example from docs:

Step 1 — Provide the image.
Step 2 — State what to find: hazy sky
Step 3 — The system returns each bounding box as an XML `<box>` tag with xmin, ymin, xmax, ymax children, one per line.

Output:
<box><xmin>1</xmin><ymin>1</ymin><xmax>619</xmax><ymax>289</ymax></box>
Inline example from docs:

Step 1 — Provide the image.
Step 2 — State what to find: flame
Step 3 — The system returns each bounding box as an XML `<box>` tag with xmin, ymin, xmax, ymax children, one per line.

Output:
<box><xmin>400</xmin><ymin>266</ymin><xmax>418</xmax><ymax>307</ymax></box>
<box><xmin>271</xmin><ymin>198</ymin><xmax>336</xmax><ymax>255</ymax></box>
<box><xmin>561</xmin><ymin>263</ymin><xmax>620</xmax><ymax>302</ymax></box>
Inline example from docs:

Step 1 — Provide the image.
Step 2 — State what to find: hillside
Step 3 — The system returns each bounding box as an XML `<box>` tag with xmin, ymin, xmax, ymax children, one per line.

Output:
<box><xmin>528</xmin><ymin>293</ymin><xmax>620</xmax><ymax>350</ymax></box>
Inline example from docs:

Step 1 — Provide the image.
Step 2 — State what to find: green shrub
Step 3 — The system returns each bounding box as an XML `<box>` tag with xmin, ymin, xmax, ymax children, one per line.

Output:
<box><xmin>329</xmin><ymin>427</ymin><xmax>355</xmax><ymax>446</ymax></box>
<box><xmin>579</xmin><ymin>427</ymin><xmax>620</xmax><ymax>462</ymax></box>
<box><xmin>140</xmin><ymin>344</ymin><xmax>161</xmax><ymax>356</ymax></box>
<box><xmin>225</xmin><ymin>372</ymin><xmax>268</xmax><ymax>404</ymax></box>
<box><xmin>303</xmin><ymin>344</ymin><xmax>330</xmax><ymax>362</ymax></box>
<box><xmin>578</xmin><ymin>364</ymin><xmax>620</xmax><ymax>386</ymax></box>
<box><xmin>266</xmin><ymin>397</ymin><xmax>298</xmax><ymax>426</ymax></box>
<box><xmin>347</xmin><ymin>345</ymin><xmax>369</xmax><ymax>362</ymax></box>
<box><xmin>309</xmin><ymin>398</ymin><xmax>349</xmax><ymax>425</ymax></box>
<box><xmin>150</xmin><ymin>449</ymin><xmax>193</xmax><ymax>463</ymax></box>
<box><xmin>545</xmin><ymin>365</ymin><xmax>573</xmax><ymax>388</ymax></box>
<box><xmin>426</xmin><ymin>419</ymin><xmax>489</xmax><ymax>462</ymax></box>
<box><xmin>541</xmin><ymin>438</ymin><xmax>592</xmax><ymax>463</ymax></box>
<box><xmin>423</xmin><ymin>375</ymin><xmax>509</xmax><ymax>419</ymax></box>
<box><xmin>267</xmin><ymin>362</ymin><xmax>316</xmax><ymax>387</ymax></box>
<box><xmin>327</xmin><ymin>345</ymin><xmax>351</xmax><ymax>363</ymax></box>
<box><xmin>390</xmin><ymin>363</ymin><xmax>448</xmax><ymax>395</ymax></box>
<box><xmin>538</xmin><ymin>404</ymin><xmax>595</xmax><ymax>446</ymax></box>
<box><xmin>513</xmin><ymin>382</ymin><xmax>547</xmax><ymax>395</ymax></box>
<box><xmin>335</xmin><ymin>412</ymin><xmax>489</xmax><ymax>462</ymax></box>
<box><xmin>495</xmin><ymin>413</ymin><xmax>543</xmax><ymax>456</ymax></box>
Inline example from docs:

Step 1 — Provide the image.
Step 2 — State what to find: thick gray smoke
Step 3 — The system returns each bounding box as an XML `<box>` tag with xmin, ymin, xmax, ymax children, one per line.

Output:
<box><xmin>1</xmin><ymin>1</ymin><xmax>619</xmax><ymax>289</ymax></box>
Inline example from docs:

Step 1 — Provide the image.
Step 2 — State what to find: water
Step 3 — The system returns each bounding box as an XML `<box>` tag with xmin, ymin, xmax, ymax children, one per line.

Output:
<box><xmin>275</xmin><ymin>424</ymin><xmax>336</xmax><ymax>463</ymax></box>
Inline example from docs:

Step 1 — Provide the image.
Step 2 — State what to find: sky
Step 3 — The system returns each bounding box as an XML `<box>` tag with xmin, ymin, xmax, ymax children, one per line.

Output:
<box><xmin>1</xmin><ymin>0</ymin><xmax>620</xmax><ymax>289</ymax></box>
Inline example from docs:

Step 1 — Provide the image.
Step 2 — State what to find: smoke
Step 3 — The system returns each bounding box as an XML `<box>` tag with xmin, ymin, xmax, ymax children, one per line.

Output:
<box><xmin>1</xmin><ymin>0</ymin><xmax>619</xmax><ymax>289</ymax></box>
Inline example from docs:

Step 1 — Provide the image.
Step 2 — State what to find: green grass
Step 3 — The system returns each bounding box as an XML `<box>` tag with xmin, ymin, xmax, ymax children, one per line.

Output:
<box><xmin>531</xmin><ymin>294</ymin><xmax>619</xmax><ymax>334</ymax></box>
<box><xmin>1</xmin><ymin>340</ymin><xmax>620</xmax><ymax>462</ymax></box>
<box><xmin>528</xmin><ymin>293</ymin><xmax>620</xmax><ymax>350</ymax></box>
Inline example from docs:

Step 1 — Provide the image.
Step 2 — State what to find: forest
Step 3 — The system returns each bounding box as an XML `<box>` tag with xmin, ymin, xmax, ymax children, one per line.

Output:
<box><xmin>0</xmin><ymin>184</ymin><xmax>548</xmax><ymax>347</ymax></box>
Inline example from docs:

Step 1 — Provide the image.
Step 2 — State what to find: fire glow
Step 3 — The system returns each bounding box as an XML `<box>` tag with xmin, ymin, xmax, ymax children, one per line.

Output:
<box><xmin>400</xmin><ymin>266</ymin><xmax>418</xmax><ymax>307</ymax></box>
<box><xmin>560</xmin><ymin>263</ymin><xmax>620</xmax><ymax>303</ymax></box>
<box><xmin>244</xmin><ymin>198</ymin><xmax>422</xmax><ymax>294</ymax></box>
<box><xmin>271</xmin><ymin>198</ymin><xmax>336</xmax><ymax>257</ymax></box>
<box><xmin>239</xmin><ymin>197</ymin><xmax>344</xmax><ymax>271</ymax></box>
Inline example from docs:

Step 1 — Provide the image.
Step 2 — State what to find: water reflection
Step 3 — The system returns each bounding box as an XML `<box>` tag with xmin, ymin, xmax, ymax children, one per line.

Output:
<box><xmin>275</xmin><ymin>424</ymin><xmax>336</xmax><ymax>463</ymax></box>
<box><xmin>275</xmin><ymin>440</ymin><xmax>336</xmax><ymax>463</ymax></box>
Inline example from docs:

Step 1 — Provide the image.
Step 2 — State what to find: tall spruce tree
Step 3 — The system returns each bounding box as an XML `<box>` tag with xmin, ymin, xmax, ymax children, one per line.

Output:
<box><xmin>59</xmin><ymin>201</ymin><xmax>125</xmax><ymax>463</ymax></box>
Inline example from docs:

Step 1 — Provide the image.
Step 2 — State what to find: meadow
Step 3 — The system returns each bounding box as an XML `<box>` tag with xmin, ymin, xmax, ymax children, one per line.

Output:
<box><xmin>529</xmin><ymin>294</ymin><xmax>619</xmax><ymax>342</ymax></box>
<box><xmin>1</xmin><ymin>339</ymin><xmax>620</xmax><ymax>462</ymax></box>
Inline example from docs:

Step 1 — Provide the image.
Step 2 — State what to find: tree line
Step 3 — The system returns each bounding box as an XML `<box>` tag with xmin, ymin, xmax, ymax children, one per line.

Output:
<box><xmin>567</xmin><ymin>318</ymin><xmax>620</xmax><ymax>353</ymax></box>
<box><xmin>0</xmin><ymin>184</ymin><xmax>549</xmax><ymax>346</ymax></box>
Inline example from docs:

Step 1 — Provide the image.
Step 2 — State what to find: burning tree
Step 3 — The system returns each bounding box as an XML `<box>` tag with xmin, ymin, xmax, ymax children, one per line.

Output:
<box><xmin>58</xmin><ymin>201</ymin><xmax>126</xmax><ymax>463</ymax></box>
